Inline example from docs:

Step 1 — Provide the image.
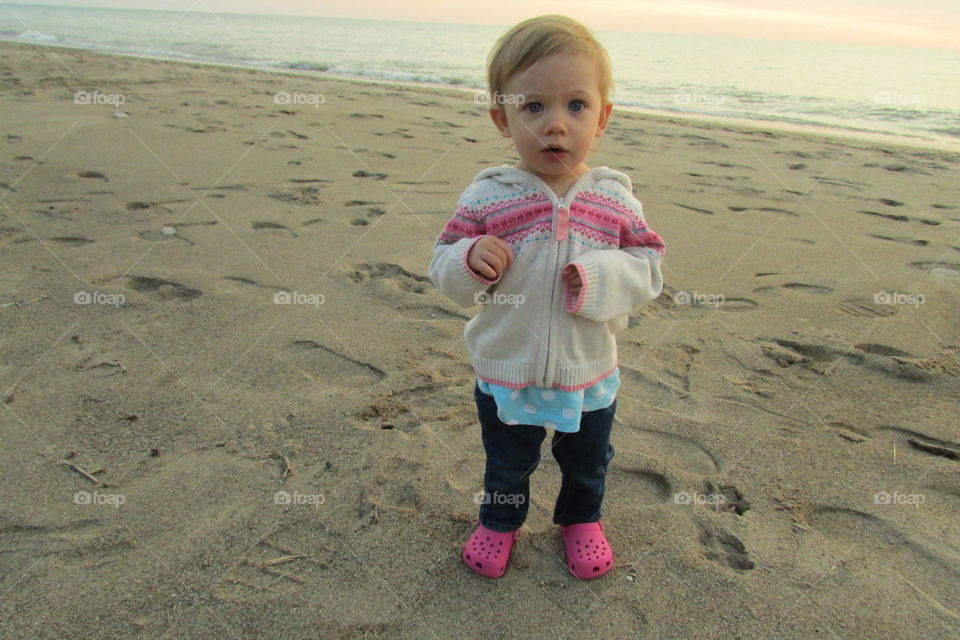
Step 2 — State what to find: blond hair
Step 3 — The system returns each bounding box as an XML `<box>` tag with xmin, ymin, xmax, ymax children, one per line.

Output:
<box><xmin>487</xmin><ymin>15</ymin><xmax>612</xmax><ymax>108</ymax></box>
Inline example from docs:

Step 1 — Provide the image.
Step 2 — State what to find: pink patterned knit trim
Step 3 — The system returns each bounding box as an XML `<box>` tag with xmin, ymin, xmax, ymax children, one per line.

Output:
<box><xmin>564</xmin><ymin>262</ymin><xmax>587</xmax><ymax>313</ymax></box>
<box><xmin>478</xmin><ymin>366</ymin><xmax>617</xmax><ymax>392</ymax></box>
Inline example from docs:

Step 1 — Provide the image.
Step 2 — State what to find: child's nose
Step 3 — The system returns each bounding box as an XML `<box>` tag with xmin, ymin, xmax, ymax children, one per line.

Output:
<box><xmin>543</xmin><ymin>109</ymin><xmax>568</xmax><ymax>135</ymax></box>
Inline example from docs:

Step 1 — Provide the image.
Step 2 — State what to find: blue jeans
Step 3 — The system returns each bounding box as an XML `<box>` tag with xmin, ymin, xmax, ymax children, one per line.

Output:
<box><xmin>474</xmin><ymin>383</ymin><xmax>616</xmax><ymax>533</ymax></box>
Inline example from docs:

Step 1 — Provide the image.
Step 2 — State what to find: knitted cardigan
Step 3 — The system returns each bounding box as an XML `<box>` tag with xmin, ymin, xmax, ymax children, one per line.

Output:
<box><xmin>428</xmin><ymin>165</ymin><xmax>665</xmax><ymax>390</ymax></box>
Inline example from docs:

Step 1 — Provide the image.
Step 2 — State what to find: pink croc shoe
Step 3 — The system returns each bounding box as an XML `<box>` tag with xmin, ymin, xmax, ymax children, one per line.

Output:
<box><xmin>462</xmin><ymin>523</ymin><xmax>518</xmax><ymax>578</ymax></box>
<box><xmin>560</xmin><ymin>521</ymin><xmax>614</xmax><ymax>579</ymax></box>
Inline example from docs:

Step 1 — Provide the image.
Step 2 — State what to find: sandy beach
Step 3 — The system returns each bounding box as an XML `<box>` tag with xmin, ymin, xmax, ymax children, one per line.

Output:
<box><xmin>1</xmin><ymin>40</ymin><xmax>959</xmax><ymax>639</ymax></box>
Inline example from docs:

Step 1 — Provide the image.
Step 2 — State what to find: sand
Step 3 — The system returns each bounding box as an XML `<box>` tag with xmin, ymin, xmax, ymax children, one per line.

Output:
<box><xmin>1</xmin><ymin>40</ymin><xmax>959</xmax><ymax>639</ymax></box>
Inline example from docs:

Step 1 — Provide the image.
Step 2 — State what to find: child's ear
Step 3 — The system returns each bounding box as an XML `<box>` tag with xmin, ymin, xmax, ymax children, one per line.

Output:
<box><xmin>596</xmin><ymin>102</ymin><xmax>613</xmax><ymax>136</ymax></box>
<box><xmin>489</xmin><ymin>107</ymin><xmax>511</xmax><ymax>138</ymax></box>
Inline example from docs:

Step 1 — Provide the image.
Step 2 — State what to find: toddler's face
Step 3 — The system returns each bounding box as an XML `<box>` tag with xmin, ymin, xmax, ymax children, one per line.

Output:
<box><xmin>490</xmin><ymin>52</ymin><xmax>612</xmax><ymax>195</ymax></box>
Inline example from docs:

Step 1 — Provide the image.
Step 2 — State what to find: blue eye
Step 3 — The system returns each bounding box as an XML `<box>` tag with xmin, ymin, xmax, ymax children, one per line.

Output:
<box><xmin>525</xmin><ymin>102</ymin><xmax>543</xmax><ymax>113</ymax></box>
<box><xmin>569</xmin><ymin>100</ymin><xmax>586</xmax><ymax>112</ymax></box>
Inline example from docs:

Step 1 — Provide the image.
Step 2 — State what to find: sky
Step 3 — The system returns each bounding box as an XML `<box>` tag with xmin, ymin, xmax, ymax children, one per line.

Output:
<box><xmin>8</xmin><ymin>0</ymin><xmax>960</xmax><ymax>49</ymax></box>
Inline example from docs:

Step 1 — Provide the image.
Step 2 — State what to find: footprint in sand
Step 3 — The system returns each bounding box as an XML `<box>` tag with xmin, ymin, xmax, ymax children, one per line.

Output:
<box><xmin>862</xmin><ymin>162</ymin><xmax>932</xmax><ymax>175</ymax></box>
<box><xmin>711</xmin><ymin>297</ymin><xmax>759</xmax><ymax>312</ymax></box>
<box><xmin>869</xmin><ymin>234</ymin><xmax>930</xmax><ymax>246</ymax></box>
<box><xmin>123</xmin><ymin>276</ymin><xmax>201</xmax><ymax>302</ymax></box>
<box><xmin>125</xmin><ymin>201</ymin><xmax>176</xmax><ymax>215</ymax></box>
<box><xmin>356</xmin><ymin>148</ymin><xmax>396</xmax><ymax>159</ymax></box>
<box><xmin>49</xmin><ymin>236</ymin><xmax>93</xmax><ymax>246</ymax></box>
<box><xmin>397</xmin><ymin>305</ymin><xmax>469</xmax><ymax>321</ymax></box>
<box><xmin>836</xmin><ymin>298</ymin><xmax>898</xmax><ymax>318</ymax></box>
<box><xmin>754</xmin><ymin>281</ymin><xmax>833</xmax><ymax>296</ymax></box>
<box><xmin>377</xmin><ymin>128</ymin><xmax>414</xmax><ymax>139</ymax></box>
<box><xmin>352</xmin><ymin>169</ymin><xmax>387</xmax><ymax>180</ymax></box>
<box><xmin>764</xmin><ymin>337</ymin><xmax>936</xmax><ymax>383</ymax></box>
<box><xmin>192</xmin><ymin>184</ymin><xmax>247</xmax><ymax>195</ymax></box>
<box><xmin>876</xmin><ymin>426</ymin><xmax>960</xmax><ymax>463</ymax></box>
<box><xmin>392</xmin><ymin>180</ymin><xmax>453</xmax><ymax>195</ymax></box>
<box><xmin>703</xmin><ymin>480</ymin><xmax>751</xmax><ymax>515</ymax></box>
<box><xmin>699</xmin><ymin>160</ymin><xmax>755</xmax><ymax>171</ymax></box>
<box><xmin>608</xmin><ymin>467</ymin><xmax>673</xmax><ymax>505</ymax></box>
<box><xmin>0</xmin><ymin>518</ymin><xmax>135</xmax><ymax>571</ymax></box>
<box><xmin>251</xmin><ymin>221</ymin><xmax>298</xmax><ymax>238</ymax></box>
<box><xmin>663</xmin><ymin>285</ymin><xmax>758</xmax><ymax>312</ymax></box>
<box><xmin>628</xmin><ymin>427</ymin><xmax>722</xmax><ymax>475</ymax></box>
<box><xmin>218</xmin><ymin>275</ymin><xmax>289</xmax><ymax>294</ymax></box>
<box><xmin>854</xmin><ymin>343</ymin><xmax>914</xmax><ymax>358</ymax></box>
<box><xmin>267</xmin><ymin>185</ymin><xmax>322</xmax><ymax>206</ymax></box>
<box><xmin>812</xmin><ymin>176</ymin><xmax>865</xmax><ymax>192</ymax></box>
<box><xmin>348</xmin><ymin>262</ymin><xmax>432</xmax><ymax>297</ymax></box>
<box><xmin>344</xmin><ymin>200</ymin><xmax>385</xmax><ymax>207</ymax></box>
<box><xmin>673</xmin><ymin>202</ymin><xmax>713</xmax><ymax>215</ymax></box>
<box><xmin>699</xmin><ymin>527</ymin><xmax>755</xmax><ymax>571</ymax></box>
<box><xmin>77</xmin><ymin>170</ymin><xmax>108</xmax><ymax>182</ymax></box>
<box><xmin>727</xmin><ymin>205</ymin><xmax>799</xmax><ymax>217</ymax></box>
<box><xmin>806</xmin><ymin>506</ymin><xmax>960</xmax><ymax>620</ymax></box>
<box><xmin>859</xmin><ymin>210</ymin><xmax>941</xmax><ymax>226</ymax></box>
<box><xmin>349</xmin><ymin>205</ymin><xmax>387</xmax><ymax>226</ymax></box>
<box><xmin>364</xmin><ymin>456</ymin><xmax>425</xmax><ymax>514</ymax></box>
<box><xmin>286</xmin><ymin>339</ymin><xmax>385</xmax><ymax>387</ymax></box>
<box><xmin>911</xmin><ymin>261</ymin><xmax>959</xmax><ymax>277</ymax></box>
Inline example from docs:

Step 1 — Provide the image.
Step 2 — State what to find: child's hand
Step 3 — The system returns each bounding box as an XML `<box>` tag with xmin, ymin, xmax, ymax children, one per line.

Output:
<box><xmin>563</xmin><ymin>264</ymin><xmax>582</xmax><ymax>297</ymax></box>
<box><xmin>468</xmin><ymin>235</ymin><xmax>514</xmax><ymax>280</ymax></box>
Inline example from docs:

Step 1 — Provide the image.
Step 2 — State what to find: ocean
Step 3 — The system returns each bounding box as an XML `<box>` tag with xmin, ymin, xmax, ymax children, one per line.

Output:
<box><xmin>2</xmin><ymin>3</ymin><xmax>959</xmax><ymax>151</ymax></box>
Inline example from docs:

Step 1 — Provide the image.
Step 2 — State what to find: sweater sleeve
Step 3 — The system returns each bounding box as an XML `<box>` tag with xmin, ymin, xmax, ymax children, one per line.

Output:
<box><xmin>428</xmin><ymin>188</ymin><xmax>500</xmax><ymax>308</ymax></box>
<box><xmin>563</xmin><ymin>193</ymin><xmax>665</xmax><ymax>322</ymax></box>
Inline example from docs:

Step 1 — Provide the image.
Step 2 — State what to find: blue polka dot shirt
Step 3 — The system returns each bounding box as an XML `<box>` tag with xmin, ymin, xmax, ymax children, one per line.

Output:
<box><xmin>477</xmin><ymin>368</ymin><xmax>620</xmax><ymax>432</ymax></box>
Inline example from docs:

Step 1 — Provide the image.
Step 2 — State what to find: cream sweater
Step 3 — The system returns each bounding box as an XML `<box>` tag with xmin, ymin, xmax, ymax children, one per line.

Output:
<box><xmin>428</xmin><ymin>166</ymin><xmax>665</xmax><ymax>390</ymax></box>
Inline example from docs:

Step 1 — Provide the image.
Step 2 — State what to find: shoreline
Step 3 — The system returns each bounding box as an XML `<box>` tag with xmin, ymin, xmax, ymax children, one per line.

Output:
<box><xmin>4</xmin><ymin>38</ymin><xmax>958</xmax><ymax>158</ymax></box>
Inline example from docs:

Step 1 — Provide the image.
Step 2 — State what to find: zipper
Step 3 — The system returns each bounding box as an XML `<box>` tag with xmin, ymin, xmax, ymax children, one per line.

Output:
<box><xmin>511</xmin><ymin>170</ymin><xmax>593</xmax><ymax>387</ymax></box>
<box><xmin>541</xmin><ymin>195</ymin><xmax>570</xmax><ymax>386</ymax></box>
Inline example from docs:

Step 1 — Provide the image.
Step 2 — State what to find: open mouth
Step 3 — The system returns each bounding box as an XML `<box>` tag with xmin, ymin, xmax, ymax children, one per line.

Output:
<box><xmin>542</xmin><ymin>146</ymin><xmax>568</xmax><ymax>160</ymax></box>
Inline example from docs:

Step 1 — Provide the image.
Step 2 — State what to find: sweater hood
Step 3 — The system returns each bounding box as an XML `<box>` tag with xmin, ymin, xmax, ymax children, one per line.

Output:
<box><xmin>472</xmin><ymin>165</ymin><xmax>633</xmax><ymax>195</ymax></box>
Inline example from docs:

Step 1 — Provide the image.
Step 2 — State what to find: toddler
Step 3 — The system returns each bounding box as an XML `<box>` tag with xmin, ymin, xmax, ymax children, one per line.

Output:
<box><xmin>428</xmin><ymin>15</ymin><xmax>665</xmax><ymax>579</ymax></box>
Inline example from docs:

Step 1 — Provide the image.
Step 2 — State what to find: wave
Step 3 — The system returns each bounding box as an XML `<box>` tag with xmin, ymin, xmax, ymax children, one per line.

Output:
<box><xmin>1</xmin><ymin>30</ymin><xmax>60</xmax><ymax>42</ymax></box>
<box><xmin>323</xmin><ymin>65</ymin><xmax>472</xmax><ymax>87</ymax></box>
